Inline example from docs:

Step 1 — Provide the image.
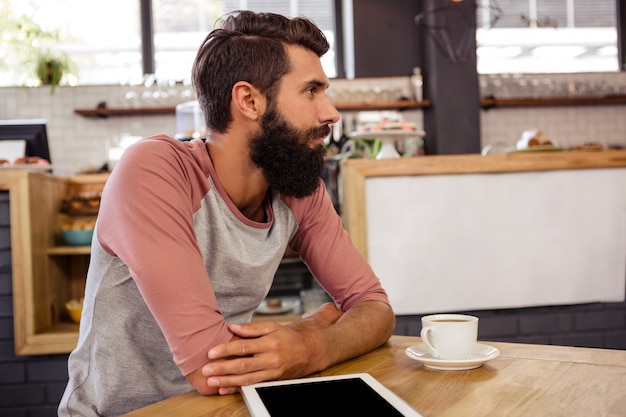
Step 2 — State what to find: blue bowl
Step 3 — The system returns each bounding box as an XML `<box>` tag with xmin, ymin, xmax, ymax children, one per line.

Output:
<box><xmin>62</xmin><ymin>229</ymin><xmax>94</xmax><ymax>246</ymax></box>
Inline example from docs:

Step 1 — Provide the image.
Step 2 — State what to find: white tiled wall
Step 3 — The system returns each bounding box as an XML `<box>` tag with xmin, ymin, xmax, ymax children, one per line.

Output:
<box><xmin>479</xmin><ymin>72</ymin><xmax>626</xmax><ymax>150</ymax></box>
<box><xmin>1</xmin><ymin>72</ymin><xmax>625</xmax><ymax>175</ymax></box>
<box><xmin>480</xmin><ymin>105</ymin><xmax>626</xmax><ymax>150</ymax></box>
<box><xmin>0</xmin><ymin>85</ymin><xmax>180</xmax><ymax>176</ymax></box>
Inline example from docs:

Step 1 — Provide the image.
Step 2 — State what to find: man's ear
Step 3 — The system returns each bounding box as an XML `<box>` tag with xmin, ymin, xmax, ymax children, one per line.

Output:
<box><xmin>231</xmin><ymin>81</ymin><xmax>265</xmax><ymax>122</ymax></box>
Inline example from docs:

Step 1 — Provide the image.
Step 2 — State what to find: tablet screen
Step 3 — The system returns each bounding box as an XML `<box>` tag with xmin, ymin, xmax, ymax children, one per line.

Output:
<box><xmin>242</xmin><ymin>373</ymin><xmax>422</xmax><ymax>417</ymax></box>
<box><xmin>257</xmin><ymin>377</ymin><xmax>401</xmax><ymax>417</ymax></box>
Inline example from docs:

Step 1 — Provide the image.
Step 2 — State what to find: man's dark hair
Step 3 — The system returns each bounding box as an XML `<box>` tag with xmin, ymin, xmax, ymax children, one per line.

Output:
<box><xmin>191</xmin><ymin>10</ymin><xmax>329</xmax><ymax>133</ymax></box>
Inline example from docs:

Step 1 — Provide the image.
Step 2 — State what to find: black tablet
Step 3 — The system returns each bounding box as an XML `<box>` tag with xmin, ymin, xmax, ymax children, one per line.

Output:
<box><xmin>241</xmin><ymin>373</ymin><xmax>423</xmax><ymax>417</ymax></box>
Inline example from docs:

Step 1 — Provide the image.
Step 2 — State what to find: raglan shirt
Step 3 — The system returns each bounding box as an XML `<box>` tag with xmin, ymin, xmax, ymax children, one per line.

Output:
<box><xmin>58</xmin><ymin>135</ymin><xmax>390</xmax><ymax>417</ymax></box>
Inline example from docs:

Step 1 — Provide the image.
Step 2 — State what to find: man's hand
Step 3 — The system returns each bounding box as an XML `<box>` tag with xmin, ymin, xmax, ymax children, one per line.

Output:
<box><xmin>199</xmin><ymin>303</ymin><xmax>341</xmax><ymax>395</ymax></box>
<box><xmin>201</xmin><ymin>320</ymin><xmax>321</xmax><ymax>394</ymax></box>
<box><xmin>197</xmin><ymin>300</ymin><xmax>394</xmax><ymax>395</ymax></box>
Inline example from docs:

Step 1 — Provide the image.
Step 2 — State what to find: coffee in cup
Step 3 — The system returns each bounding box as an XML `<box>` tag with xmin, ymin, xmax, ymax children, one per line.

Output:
<box><xmin>420</xmin><ymin>314</ymin><xmax>478</xmax><ymax>360</ymax></box>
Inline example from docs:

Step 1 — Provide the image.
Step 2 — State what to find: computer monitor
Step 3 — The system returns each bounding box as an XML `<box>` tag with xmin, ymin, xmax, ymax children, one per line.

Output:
<box><xmin>0</xmin><ymin>119</ymin><xmax>52</xmax><ymax>163</ymax></box>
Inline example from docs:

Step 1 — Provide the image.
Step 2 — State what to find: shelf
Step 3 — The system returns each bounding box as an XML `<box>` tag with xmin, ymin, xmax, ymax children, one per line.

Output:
<box><xmin>74</xmin><ymin>95</ymin><xmax>626</xmax><ymax>117</ymax></box>
<box><xmin>73</xmin><ymin>100</ymin><xmax>432</xmax><ymax>118</ymax></box>
<box><xmin>47</xmin><ymin>245</ymin><xmax>91</xmax><ymax>255</ymax></box>
<box><xmin>335</xmin><ymin>99</ymin><xmax>431</xmax><ymax>111</ymax></box>
<box><xmin>480</xmin><ymin>95</ymin><xmax>626</xmax><ymax>109</ymax></box>
<box><xmin>21</xmin><ymin>324</ymin><xmax>80</xmax><ymax>355</ymax></box>
<box><xmin>74</xmin><ymin>107</ymin><xmax>176</xmax><ymax>117</ymax></box>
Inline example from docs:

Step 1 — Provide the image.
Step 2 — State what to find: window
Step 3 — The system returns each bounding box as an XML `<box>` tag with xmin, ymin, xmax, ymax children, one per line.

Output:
<box><xmin>0</xmin><ymin>0</ymin><xmax>336</xmax><ymax>87</ymax></box>
<box><xmin>151</xmin><ymin>0</ymin><xmax>337</xmax><ymax>82</ymax></box>
<box><xmin>476</xmin><ymin>0</ymin><xmax>618</xmax><ymax>73</ymax></box>
<box><xmin>0</xmin><ymin>0</ymin><xmax>141</xmax><ymax>86</ymax></box>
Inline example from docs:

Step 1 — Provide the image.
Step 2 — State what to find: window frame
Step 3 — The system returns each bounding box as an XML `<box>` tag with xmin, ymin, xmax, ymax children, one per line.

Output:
<box><xmin>618</xmin><ymin>0</ymin><xmax>626</xmax><ymax>69</ymax></box>
<box><xmin>141</xmin><ymin>0</ymin><xmax>155</xmax><ymax>75</ymax></box>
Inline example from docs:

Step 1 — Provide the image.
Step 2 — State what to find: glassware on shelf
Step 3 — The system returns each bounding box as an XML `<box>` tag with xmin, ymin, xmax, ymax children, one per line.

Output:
<box><xmin>175</xmin><ymin>101</ymin><xmax>206</xmax><ymax>140</ymax></box>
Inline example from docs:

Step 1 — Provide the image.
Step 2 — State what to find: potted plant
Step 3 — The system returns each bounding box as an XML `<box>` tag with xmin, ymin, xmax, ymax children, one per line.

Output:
<box><xmin>0</xmin><ymin>7</ymin><xmax>78</xmax><ymax>93</ymax></box>
<box><xmin>35</xmin><ymin>48</ymin><xmax>77</xmax><ymax>93</ymax></box>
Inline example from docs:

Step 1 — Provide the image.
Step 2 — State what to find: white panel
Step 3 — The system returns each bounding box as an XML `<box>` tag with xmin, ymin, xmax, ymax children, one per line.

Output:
<box><xmin>365</xmin><ymin>168</ymin><xmax>626</xmax><ymax>315</ymax></box>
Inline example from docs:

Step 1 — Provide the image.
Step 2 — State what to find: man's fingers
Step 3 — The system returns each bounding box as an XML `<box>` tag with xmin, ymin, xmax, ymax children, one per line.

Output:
<box><xmin>229</xmin><ymin>321</ymin><xmax>280</xmax><ymax>337</ymax></box>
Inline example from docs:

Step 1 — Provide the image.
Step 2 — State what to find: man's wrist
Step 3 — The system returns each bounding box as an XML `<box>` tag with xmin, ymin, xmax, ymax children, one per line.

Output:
<box><xmin>289</xmin><ymin>302</ymin><xmax>342</xmax><ymax>332</ymax></box>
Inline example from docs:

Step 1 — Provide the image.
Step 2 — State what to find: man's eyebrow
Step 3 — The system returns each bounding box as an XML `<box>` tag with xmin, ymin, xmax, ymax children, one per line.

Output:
<box><xmin>306</xmin><ymin>79</ymin><xmax>329</xmax><ymax>89</ymax></box>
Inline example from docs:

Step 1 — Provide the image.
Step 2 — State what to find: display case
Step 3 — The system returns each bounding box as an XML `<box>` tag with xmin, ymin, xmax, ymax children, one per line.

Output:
<box><xmin>8</xmin><ymin>171</ymin><xmax>107</xmax><ymax>355</ymax></box>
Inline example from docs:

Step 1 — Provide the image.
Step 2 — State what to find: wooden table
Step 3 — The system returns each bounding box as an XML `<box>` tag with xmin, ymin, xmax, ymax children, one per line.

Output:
<box><xmin>122</xmin><ymin>335</ymin><xmax>626</xmax><ymax>417</ymax></box>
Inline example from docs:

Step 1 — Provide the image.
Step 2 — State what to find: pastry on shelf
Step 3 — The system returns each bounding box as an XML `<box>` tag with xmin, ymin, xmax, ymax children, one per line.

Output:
<box><xmin>570</xmin><ymin>142</ymin><xmax>607</xmax><ymax>151</ymax></box>
<box><xmin>61</xmin><ymin>190</ymin><xmax>102</xmax><ymax>216</ymax></box>
<box><xmin>13</xmin><ymin>156</ymin><xmax>51</xmax><ymax>165</ymax></box>
<box><xmin>516</xmin><ymin>130</ymin><xmax>554</xmax><ymax>150</ymax></box>
<box><xmin>357</xmin><ymin>118</ymin><xmax>418</xmax><ymax>133</ymax></box>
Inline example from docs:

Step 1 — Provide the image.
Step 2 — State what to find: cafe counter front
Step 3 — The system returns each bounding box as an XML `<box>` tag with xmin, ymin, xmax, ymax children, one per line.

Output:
<box><xmin>340</xmin><ymin>150</ymin><xmax>626</xmax><ymax>315</ymax></box>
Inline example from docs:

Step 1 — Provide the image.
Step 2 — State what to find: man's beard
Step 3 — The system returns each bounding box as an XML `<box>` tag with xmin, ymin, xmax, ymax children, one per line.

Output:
<box><xmin>249</xmin><ymin>108</ymin><xmax>329</xmax><ymax>198</ymax></box>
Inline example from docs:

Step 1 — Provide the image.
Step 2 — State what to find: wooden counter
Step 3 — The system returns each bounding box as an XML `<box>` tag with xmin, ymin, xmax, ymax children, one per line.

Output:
<box><xmin>121</xmin><ymin>335</ymin><xmax>626</xmax><ymax>417</ymax></box>
<box><xmin>341</xmin><ymin>150</ymin><xmax>626</xmax><ymax>257</ymax></box>
<box><xmin>341</xmin><ymin>148</ymin><xmax>626</xmax><ymax>176</ymax></box>
<box><xmin>340</xmin><ymin>150</ymin><xmax>626</xmax><ymax>315</ymax></box>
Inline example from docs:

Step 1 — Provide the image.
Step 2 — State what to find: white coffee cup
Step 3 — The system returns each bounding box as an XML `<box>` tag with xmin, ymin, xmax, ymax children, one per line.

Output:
<box><xmin>420</xmin><ymin>314</ymin><xmax>478</xmax><ymax>360</ymax></box>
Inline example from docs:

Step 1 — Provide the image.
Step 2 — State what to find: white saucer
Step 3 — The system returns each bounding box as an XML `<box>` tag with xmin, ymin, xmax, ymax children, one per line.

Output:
<box><xmin>405</xmin><ymin>343</ymin><xmax>500</xmax><ymax>371</ymax></box>
<box><xmin>255</xmin><ymin>298</ymin><xmax>300</xmax><ymax>315</ymax></box>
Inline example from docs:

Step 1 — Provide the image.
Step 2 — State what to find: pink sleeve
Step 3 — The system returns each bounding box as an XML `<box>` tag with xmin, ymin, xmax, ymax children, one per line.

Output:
<box><xmin>97</xmin><ymin>137</ymin><xmax>232</xmax><ymax>375</ymax></box>
<box><xmin>286</xmin><ymin>181</ymin><xmax>391</xmax><ymax>311</ymax></box>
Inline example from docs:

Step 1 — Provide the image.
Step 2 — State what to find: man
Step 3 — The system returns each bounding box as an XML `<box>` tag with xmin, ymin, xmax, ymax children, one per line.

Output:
<box><xmin>59</xmin><ymin>10</ymin><xmax>395</xmax><ymax>416</ymax></box>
